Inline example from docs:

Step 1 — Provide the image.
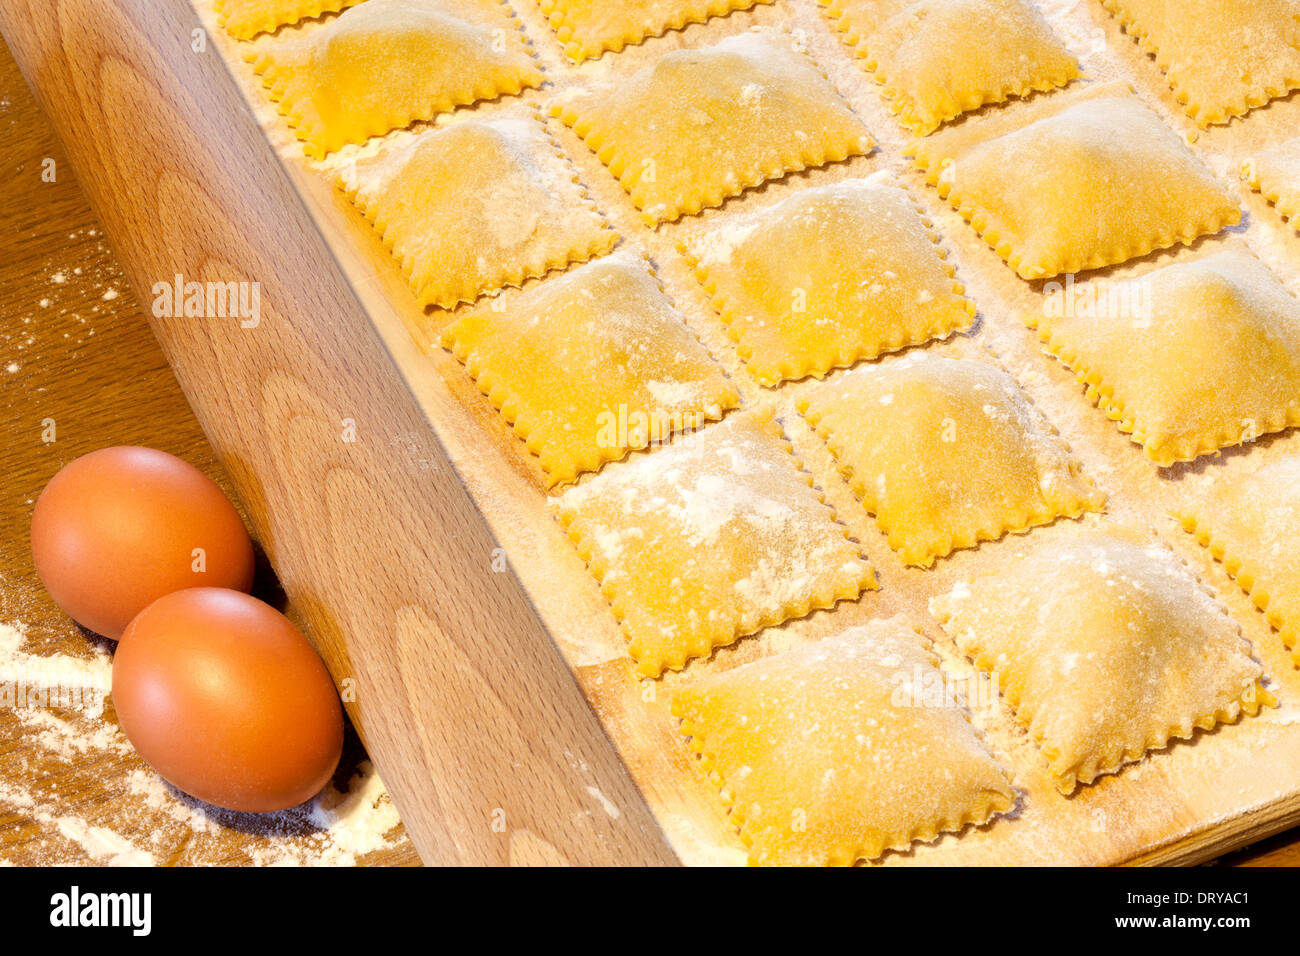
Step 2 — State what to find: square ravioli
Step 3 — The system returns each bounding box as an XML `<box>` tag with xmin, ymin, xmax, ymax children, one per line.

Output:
<box><xmin>678</xmin><ymin>175</ymin><xmax>975</xmax><ymax>386</ymax></box>
<box><xmin>1100</xmin><ymin>0</ymin><xmax>1300</xmax><ymax>129</ymax></box>
<box><xmin>1181</xmin><ymin>454</ymin><xmax>1300</xmax><ymax>664</ymax></box>
<box><xmin>338</xmin><ymin>112</ymin><xmax>616</xmax><ymax>309</ymax></box>
<box><xmin>218</xmin><ymin>0</ymin><xmax>365</xmax><ymax>39</ymax></box>
<box><xmin>931</xmin><ymin>530</ymin><xmax>1270</xmax><ymax>793</ymax></box>
<box><xmin>552</xmin><ymin>31</ymin><xmax>874</xmax><ymax>225</ymax></box>
<box><xmin>822</xmin><ymin>0</ymin><xmax>1080</xmax><ymax>135</ymax></box>
<box><xmin>1028</xmin><ymin>247</ymin><xmax>1300</xmax><ymax>466</ymax></box>
<box><xmin>1243</xmin><ymin>138</ymin><xmax>1300</xmax><ymax>229</ymax></box>
<box><xmin>249</xmin><ymin>0</ymin><xmax>543</xmax><ymax>158</ymax></box>
<box><xmin>912</xmin><ymin>81</ymin><xmax>1240</xmax><ymax>279</ymax></box>
<box><xmin>441</xmin><ymin>250</ymin><xmax>739</xmax><ymax>486</ymax></box>
<box><xmin>798</xmin><ymin>353</ymin><xmax>1103</xmax><ymax>567</ymax></box>
<box><xmin>555</xmin><ymin>409</ymin><xmax>876</xmax><ymax>677</ymax></box>
<box><xmin>672</xmin><ymin>616</ymin><xmax>1015</xmax><ymax>866</ymax></box>
<box><xmin>538</xmin><ymin>0</ymin><xmax>775</xmax><ymax>62</ymax></box>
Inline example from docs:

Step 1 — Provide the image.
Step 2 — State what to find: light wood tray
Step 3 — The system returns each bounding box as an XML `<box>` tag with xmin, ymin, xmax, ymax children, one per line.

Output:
<box><xmin>6</xmin><ymin>0</ymin><xmax>1300</xmax><ymax>865</ymax></box>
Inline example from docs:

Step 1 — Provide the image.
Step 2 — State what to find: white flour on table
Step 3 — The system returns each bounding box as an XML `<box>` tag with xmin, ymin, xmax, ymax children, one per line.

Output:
<box><xmin>0</xmin><ymin>620</ymin><xmax>405</xmax><ymax>866</ymax></box>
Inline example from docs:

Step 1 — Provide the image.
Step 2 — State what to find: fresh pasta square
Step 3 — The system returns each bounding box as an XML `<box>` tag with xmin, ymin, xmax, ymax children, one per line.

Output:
<box><xmin>822</xmin><ymin>0</ymin><xmax>1079</xmax><ymax>135</ymax></box>
<box><xmin>679</xmin><ymin>175</ymin><xmax>974</xmax><ymax>386</ymax></box>
<box><xmin>338</xmin><ymin>112</ymin><xmax>616</xmax><ymax>309</ymax></box>
<box><xmin>249</xmin><ymin>0</ymin><xmax>543</xmax><ymax>158</ymax></box>
<box><xmin>673</xmin><ymin>617</ymin><xmax>1015</xmax><ymax>866</ymax></box>
<box><xmin>556</xmin><ymin>409</ymin><xmax>876</xmax><ymax>677</ymax></box>
<box><xmin>1028</xmin><ymin>247</ymin><xmax>1300</xmax><ymax>466</ymax></box>
<box><xmin>799</xmin><ymin>353</ymin><xmax>1103</xmax><ymax>567</ymax></box>
<box><xmin>552</xmin><ymin>30</ymin><xmax>874</xmax><ymax>225</ymax></box>
<box><xmin>911</xmin><ymin>81</ymin><xmax>1239</xmax><ymax>279</ymax></box>
<box><xmin>538</xmin><ymin>0</ymin><xmax>775</xmax><ymax>62</ymax></box>
<box><xmin>932</xmin><ymin>530</ymin><xmax>1271</xmax><ymax>793</ymax></box>
<box><xmin>442</xmin><ymin>249</ymin><xmax>738</xmax><ymax>486</ymax></box>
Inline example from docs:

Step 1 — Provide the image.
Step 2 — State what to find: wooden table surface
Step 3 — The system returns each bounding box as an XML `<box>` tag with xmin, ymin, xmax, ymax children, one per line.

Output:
<box><xmin>0</xmin><ymin>26</ymin><xmax>1290</xmax><ymax>868</ymax></box>
<box><xmin>0</xmin><ymin>37</ymin><xmax>418</xmax><ymax>867</ymax></box>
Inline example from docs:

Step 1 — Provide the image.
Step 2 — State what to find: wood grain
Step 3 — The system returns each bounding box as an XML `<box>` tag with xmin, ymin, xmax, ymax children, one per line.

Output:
<box><xmin>0</xmin><ymin>0</ymin><xmax>677</xmax><ymax>866</ymax></box>
<box><xmin>0</xmin><ymin>39</ymin><xmax>418</xmax><ymax>866</ymax></box>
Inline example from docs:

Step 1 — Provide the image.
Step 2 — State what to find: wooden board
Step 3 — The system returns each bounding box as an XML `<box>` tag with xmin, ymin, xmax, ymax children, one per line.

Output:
<box><xmin>7</xmin><ymin>0</ymin><xmax>1300</xmax><ymax>865</ymax></box>
<box><xmin>0</xmin><ymin>38</ymin><xmax>420</xmax><ymax>865</ymax></box>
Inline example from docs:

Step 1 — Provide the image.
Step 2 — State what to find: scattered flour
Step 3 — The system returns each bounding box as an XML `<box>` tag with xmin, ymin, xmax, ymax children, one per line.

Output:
<box><xmin>0</xmin><ymin>621</ymin><xmax>406</xmax><ymax>866</ymax></box>
<box><xmin>0</xmin><ymin>621</ymin><xmax>111</xmax><ymax>689</ymax></box>
<box><xmin>0</xmin><ymin>776</ymin><xmax>153</xmax><ymax>866</ymax></box>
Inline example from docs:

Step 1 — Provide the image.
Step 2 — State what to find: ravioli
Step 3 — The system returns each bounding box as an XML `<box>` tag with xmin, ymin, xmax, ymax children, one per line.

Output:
<box><xmin>1028</xmin><ymin>247</ymin><xmax>1300</xmax><ymax>466</ymax></box>
<box><xmin>912</xmin><ymin>81</ymin><xmax>1240</xmax><ymax>279</ymax></box>
<box><xmin>538</xmin><ymin>0</ymin><xmax>775</xmax><ymax>62</ymax></box>
<box><xmin>799</xmin><ymin>353</ymin><xmax>1103</xmax><ymax>567</ymax></box>
<box><xmin>218</xmin><ymin>0</ymin><xmax>365</xmax><ymax>39</ymax></box>
<box><xmin>1181</xmin><ymin>454</ymin><xmax>1300</xmax><ymax>664</ymax></box>
<box><xmin>679</xmin><ymin>175</ymin><xmax>975</xmax><ymax>386</ymax></box>
<box><xmin>1243</xmin><ymin>138</ymin><xmax>1300</xmax><ymax>229</ymax></box>
<box><xmin>552</xmin><ymin>30</ymin><xmax>875</xmax><ymax>224</ymax></box>
<box><xmin>673</xmin><ymin>616</ymin><xmax>1015</xmax><ymax>866</ymax></box>
<box><xmin>1100</xmin><ymin>0</ymin><xmax>1300</xmax><ymax>128</ymax></box>
<box><xmin>555</xmin><ymin>409</ymin><xmax>877</xmax><ymax>677</ymax></box>
<box><xmin>249</xmin><ymin>0</ymin><xmax>543</xmax><ymax>158</ymax></box>
<box><xmin>441</xmin><ymin>249</ymin><xmax>739</xmax><ymax>486</ymax></box>
<box><xmin>931</xmin><ymin>530</ymin><xmax>1271</xmax><ymax>793</ymax></box>
<box><xmin>338</xmin><ymin>112</ymin><xmax>616</xmax><ymax>309</ymax></box>
<box><xmin>822</xmin><ymin>0</ymin><xmax>1080</xmax><ymax>135</ymax></box>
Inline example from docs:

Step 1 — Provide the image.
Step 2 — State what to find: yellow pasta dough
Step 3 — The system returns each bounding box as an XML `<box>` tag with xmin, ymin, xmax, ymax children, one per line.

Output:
<box><xmin>822</xmin><ymin>0</ymin><xmax>1080</xmax><ymax>135</ymax></box>
<box><xmin>538</xmin><ymin>0</ymin><xmax>775</xmax><ymax>62</ymax></box>
<box><xmin>441</xmin><ymin>249</ymin><xmax>739</xmax><ymax>487</ymax></box>
<box><xmin>799</xmin><ymin>353</ymin><xmax>1104</xmax><ymax>567</ymax></box>
<box><xmin>217</xmin><ymin>0</ymin><xmax>365</xmax><ymax>39</ymax></box>
<box><xmin>338</xmin><ymin>112</ymin><xmax>616</xmax><ymax>309</ymax></box>
<box><xmin>1181</xmin><ymin>454</ymin><xmax>1300</xmax><ymax>665</ymax></box>
<box><xmin>912</xmin><ymin>81</ymin><xmax>1240</xmax><ymax>280</ymax></box>
<box><xmin>552</xmin><ymin>31</ymin><xmax>875</xmax><ymax>225</ymax></box>
<box><xmin>1028</xmin><ymin>247</ymin><xmax>1300</xmax><ymax>466</ymax></box>
<box><xmin>1100</xmin><ymin>0</ymin><xmax>1300</xmax><ymax>129</ymax></box>
<box><xmin>931</xmin><ymin>530</ymin><xmax>1271</xmax><ymax>793</ymax></box>
<box><xmin>1243</xmin><ymin>138</ymin><xmax>1300</xmax><ymax>229</ymax></box>
<box><xmin>679</xmin><ymin>175</ymin><xmax>975</xmax><ymax>386</ymax></box>
<box><xmin>249</xmin><ymin>0</ymin><xmax>543</xmax><ymax>158</ymax></box>
<box><xmin>672</xmin><ymin>616</ymin><xmax>1015</xmax><ymax>866</ymax></box>
<box><xmin>556</xmin><ymin>409</ymin><xmax>877</xmax><ymax>677</ymax></box>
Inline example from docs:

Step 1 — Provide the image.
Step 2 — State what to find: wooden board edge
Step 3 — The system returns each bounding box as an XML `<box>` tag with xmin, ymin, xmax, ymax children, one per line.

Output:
<box><xmin>1128</xmin><ymin>792</ymin><xmax>1300</xmax><ymax>867</ymax></box>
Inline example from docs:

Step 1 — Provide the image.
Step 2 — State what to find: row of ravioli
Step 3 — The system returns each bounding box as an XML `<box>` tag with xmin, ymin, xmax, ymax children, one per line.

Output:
<box><xmin>228</xmin><ymin>0</ymin><xmax>1300</xmax><ymax>311</ymax></box>
<box><xmin>233</xmin><ymin>0</ymin><xmax>1300</xmax><ymax>252</ymax></box>
<box><xmin>221</xmin><ymin>0</ymin><xmax>1300</xmax><ymax>142</ymax></box>
<box><xmin>218</xmin><ymin>0</ymin><xmax>1300</xmax><ymax>864</ymax></box>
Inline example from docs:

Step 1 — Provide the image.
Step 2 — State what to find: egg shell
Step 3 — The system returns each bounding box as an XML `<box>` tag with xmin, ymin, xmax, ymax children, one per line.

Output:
<box><xmin>112</xmin><ymin>587</ymin><xmax>344</xmax><ymax>813</ymax></box>
<box><xmin>31</xmin><ymin>446</ymin><xmax>255</xmax><ymax>639</ymax></box>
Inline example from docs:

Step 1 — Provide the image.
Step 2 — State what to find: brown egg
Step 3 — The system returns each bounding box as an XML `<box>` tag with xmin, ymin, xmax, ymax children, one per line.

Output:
<box><xmin>30</xmin><ymin>446</ymin><xmax>255</xmax><ymax>639</ymax></box>
<box><xmin>113</xmin><ymin>588</ymin><xmax>344</xmax><ymax>813</ymax></box>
